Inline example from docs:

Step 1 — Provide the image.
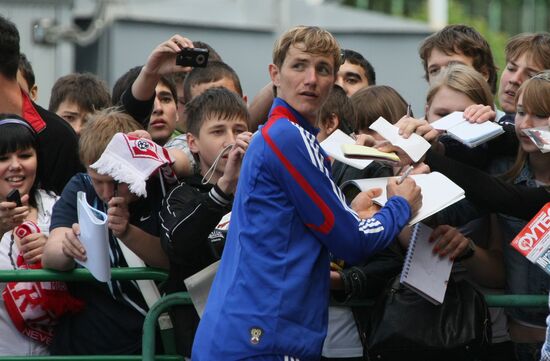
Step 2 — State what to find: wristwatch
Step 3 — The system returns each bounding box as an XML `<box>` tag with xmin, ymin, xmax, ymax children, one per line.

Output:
<box><xmin>456</xmin><ymin>237</ymin><xmax>476</xmax><ymax>262</ymax></box>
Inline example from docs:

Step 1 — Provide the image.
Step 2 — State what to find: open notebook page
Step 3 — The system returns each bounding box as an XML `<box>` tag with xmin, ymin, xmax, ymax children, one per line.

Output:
<box><xmin>341</xmin><ymin>172</ymin><xmax>465</xmax><ymax>225</ymax></box>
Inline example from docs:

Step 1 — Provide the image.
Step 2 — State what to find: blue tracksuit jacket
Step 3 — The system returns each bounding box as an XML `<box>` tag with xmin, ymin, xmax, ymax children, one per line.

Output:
<box><xmin>192</xmin><ymin>98</ymin><xmax>411</xmax><ymax>360</ymax></box>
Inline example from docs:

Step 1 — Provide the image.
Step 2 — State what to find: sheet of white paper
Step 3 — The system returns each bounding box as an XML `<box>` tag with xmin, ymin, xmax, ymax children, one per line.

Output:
<box><xmin>342</xmin><ymin>172</ymin><xmax>465</xmax><ymax>225</ymax></box>
<box><xmin>369</xmin><ymin>117</ymin><xmax>431</xmax><ymax>162</ymax></box>
<box><xmin>76</xmin><ymin>191</ymin><xmax>111</xmax><ymax>282</ymax></box>
<box><xmin>320</xmin><ymin>129</ymin><xmax>373</xmax><ymax>170</ymax></box>
<box><xmin>184</xmin><ymin>261</ymin><xmax>220</xmax><ymax>318</ymax></box>
<box><xmin>430</xmin><ymin>111</ymin><xmax>465</xmax><ymax>130</ymax></box>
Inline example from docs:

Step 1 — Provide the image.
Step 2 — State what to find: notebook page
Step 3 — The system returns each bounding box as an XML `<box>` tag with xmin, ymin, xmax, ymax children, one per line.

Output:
<box><xmin>430</xmin><ymin>111</ymin><xmax>465</xmax><ymax>131</ymax></box>
<box><xmin>448</xmin><ymin>121</ymin><xmax>504</xmax><ymax>144</ymax></box>
<box><xmin>400</xmin><ymin>223</ymin><xmax>453</xmax><ymax>305</ymax></box>
<box><xmin>369</xmin><ymin>117</ymin><xmax>431</xmax><ymax>163</ymax></box>
<box><xmin>341</xmin><ymin>172</ymin><xmax>465</xmax><ymax>225</ymax></box>
<box><xmin>320</xmin><ymin>129</ymin><xmax>373</xmax><ymax>170</ymax></box>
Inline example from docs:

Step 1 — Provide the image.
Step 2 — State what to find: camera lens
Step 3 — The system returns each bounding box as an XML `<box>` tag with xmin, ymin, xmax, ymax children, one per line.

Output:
<box><xmin>196</xmin><ymin>54</ymin><xmax>206</xmax><ymax>65</ymax></box>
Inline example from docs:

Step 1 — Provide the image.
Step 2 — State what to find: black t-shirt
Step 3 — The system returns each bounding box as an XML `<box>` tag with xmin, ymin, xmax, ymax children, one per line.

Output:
<box><xmin>32</xmin><ymin>102</ymin><xmax>83</xmax><ymax>194</ymax></box>
<box><xmin>49</xmin><ymin>173</ymin><xmax>163</xmax><ymax>355</ymax></box>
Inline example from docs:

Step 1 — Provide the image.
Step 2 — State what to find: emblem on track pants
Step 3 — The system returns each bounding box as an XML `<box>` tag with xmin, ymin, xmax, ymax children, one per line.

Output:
<box><xmin>250</xmin><ymin>327</ymin><xmax>263</xmax><ymax>344</ymax></box>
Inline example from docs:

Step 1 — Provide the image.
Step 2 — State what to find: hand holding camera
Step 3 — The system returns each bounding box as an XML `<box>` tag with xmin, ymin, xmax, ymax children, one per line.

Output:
<box><xmin>176</xmin><ymin>47</ymin><xmax>209</xmax><ymax>68</ymax></box>
<box><xmin>141</xmin><ymin>34</ymin><xmax>195</xmax><ymax>77</ymax></box>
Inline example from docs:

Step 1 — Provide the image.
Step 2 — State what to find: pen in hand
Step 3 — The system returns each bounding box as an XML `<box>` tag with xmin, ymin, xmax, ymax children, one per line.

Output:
<box><xmin>406</xmin><ymin>104</ymin><xmax>412</xmax><ymax>118</ymax></box>
<box><xmin>397</xmin><ymin>165</ymin><xmax>414</xmax><ymax>185</ymax></box>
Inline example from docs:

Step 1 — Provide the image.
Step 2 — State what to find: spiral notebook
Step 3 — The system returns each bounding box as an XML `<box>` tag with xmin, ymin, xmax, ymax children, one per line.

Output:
<box><xmin>400</xmin><ymin>223</ymin><xmax>453</xmax><ymax>305</ymax></box>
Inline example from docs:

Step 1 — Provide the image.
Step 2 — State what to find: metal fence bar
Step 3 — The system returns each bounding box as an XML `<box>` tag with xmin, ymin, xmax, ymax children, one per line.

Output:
<box><xmin>0</xmin><ymin>356</ymin><xmax>182</xmax><ymax>361</ymax></box>
<box><xmin>0</xmin><ymin>267</ymin><xmax>168</xmax><ymax>282</ymax></box>
<box><xmin>0</xmin><ymin>268</ymin><xmax>547</xmax><ymax>360</ymax></box>
<box><xmin>142</xmin><ymin>293</ymin><xmax>192</xmax><ymax>361</ymax></box>
<box><xmin>485</xmin><ymin>294</ymin><xmax>548</xmax><ymax>308</ymax></box>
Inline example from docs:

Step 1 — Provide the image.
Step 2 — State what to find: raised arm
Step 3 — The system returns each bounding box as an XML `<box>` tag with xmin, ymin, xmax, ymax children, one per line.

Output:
<box><xmin>425</xmin><ymin>149</ymin><xmax>549</xmax><ymax>220</ymax></box>
<box><xmin>263</xmin><ymin>119</ymin><xmax>420</xmax><ymax>264</ymax></box>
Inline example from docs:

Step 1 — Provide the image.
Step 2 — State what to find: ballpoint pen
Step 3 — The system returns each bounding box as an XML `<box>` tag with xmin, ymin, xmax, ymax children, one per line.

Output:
<box><xmin>397</xmin><ymin>165</ymin><xmax>414</xmax><ymax>185</ymax></box>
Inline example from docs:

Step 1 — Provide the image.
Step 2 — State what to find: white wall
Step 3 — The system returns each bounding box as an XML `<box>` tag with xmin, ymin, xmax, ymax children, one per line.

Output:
<box><xmin>96</xmin><ymin>21</ymin><xmax>429</xmax><ymax>116</ymax></box>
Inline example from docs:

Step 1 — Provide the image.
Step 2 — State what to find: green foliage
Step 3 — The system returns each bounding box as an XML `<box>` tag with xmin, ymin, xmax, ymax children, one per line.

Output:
<box><xmin>342</xmin><ymin>0</ymin><xmax>521</xmax><ymax>69</ymax></box>
<box><xmin>448</xmin><ymin>0</ymin><xmax>509</xmax><ymax>76</ymax></box>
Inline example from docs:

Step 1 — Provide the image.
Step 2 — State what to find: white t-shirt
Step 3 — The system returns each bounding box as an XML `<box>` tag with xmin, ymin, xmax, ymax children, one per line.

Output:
<box><xmin>0</xmin><ymin>190</ymin><xmax>57</xmax><ymax>356</ymax></box>
<box><xmin>322</xmin><ymin>306</ymin><xmax>363</xmax><ymax>357</ymax></box>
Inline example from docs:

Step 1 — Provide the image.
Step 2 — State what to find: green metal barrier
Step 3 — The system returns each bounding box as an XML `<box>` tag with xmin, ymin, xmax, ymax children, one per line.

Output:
<box><xmin>0</xmin><ymin>267</ymin><xmax>178</xmax><ymax>361</ymax></box>
<box><xmin>340</xmin><ymin>294</ymin><xmax>548</xmax><ymax>308</ymax></box>
<box><xmin>0</xmin><ymin>268</ymin><xmax>548</xmax><ymax>361</ymax></box>
<box><xmin>485</xmin><ymin>294</ymin><xmax>548</xmax><ymax>308</ymax></box>
<box><xmin>140</xmin><ymin>292</ymin><xmax>550</xmax><ymax>361</ymax></box>
<box><xmin>0</xmin><ymin>267</ymin><xmax>168</xmax><ymax>282</ymax></box>
<box><xmin>142</xmin><ymin>293</ymin><xmax>192</xmax><ymax>361</ymax></box>
<box><xmin>0</xmin><ymin>357</ymin><xmax>182</xmax><ymax>361</ymax></box>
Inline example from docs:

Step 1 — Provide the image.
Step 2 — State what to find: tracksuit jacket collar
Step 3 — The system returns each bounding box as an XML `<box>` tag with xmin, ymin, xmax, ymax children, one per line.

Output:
<box><xmin>268</xmin><ymin>97</ymin><xmax>320</xmax><ymax>136</ymax></box>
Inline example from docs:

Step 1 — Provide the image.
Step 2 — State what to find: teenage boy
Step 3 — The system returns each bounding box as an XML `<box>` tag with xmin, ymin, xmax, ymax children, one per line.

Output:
<box><xmin>165</xmin><ymin>60</ymin><xmax>246</xmax><ymax>173</ymax></box>
<box><xmin>316</xmin><ymin>84</ymin><xmax>356</xmax><ymax>143</ymax></box>
<box><xmin>49</xmin><ymin>72</ymin><xmax>111</xmax><ymax>135</ymax></box>
<box><xmin>147</xmin><ymin>76</ymin><xmax>179</xmax><ymax>145</ymax></box>
<box><xmin>497</xmin><ymin>32</ymin><xmax>550</xmax><ymax>125</ymax></box>
<box><xmin>419</xmin><ymin>24</ymin><xmax>498</xmax><ymax>94</ymax></box>
<box><xmin>159</xmin><ymin>86</ymin><xmax>251</xmax><ymax>358</ymax></box>
<box><xmin>182</xmin><ymin>60</ymin><xmax>246</xmax><ymax>106</ymax></box>
<box><xmin>171</xmin><ymin>40</ymin><xmax>223</xmax><ymax>132</ymax></box>
<box><xmin>335</xmin><ymin>49</ymin><xmax>376</xmax><ymax>97</ymax></box>
<box><xmin>192</xmin><ymin>25</ymin><xmax>422</xmax><ymax>361</ymax></box>
<box><xmin>42</xmin><ymin>109</ymin><xmax>171</xmax><ymax>355</ymax></box>
<box><xmin>17</xmin><ymin>53</ymin><xmax>38</xmax><ymax>101</ymax></box>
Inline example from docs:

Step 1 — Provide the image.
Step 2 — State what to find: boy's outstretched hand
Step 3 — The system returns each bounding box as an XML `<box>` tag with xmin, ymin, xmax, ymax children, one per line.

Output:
<box><xmin>217</xmin><ymin>131</ymin><xmax>253</xmax><ymax>195</ymax></box>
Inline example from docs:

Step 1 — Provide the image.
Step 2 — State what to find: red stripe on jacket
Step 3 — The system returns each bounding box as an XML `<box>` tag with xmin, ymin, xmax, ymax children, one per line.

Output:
<box><xmin>262</xmin><ymin>107</ymin><xmax>335</xmax><ymax>234</ymax></box>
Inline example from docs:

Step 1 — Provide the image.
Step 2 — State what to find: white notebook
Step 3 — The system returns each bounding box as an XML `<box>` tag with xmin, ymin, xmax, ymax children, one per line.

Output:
<box><xmin>400</xmin><ymin>223</ymin><xmax>453</xmax><ymax>305</ymax></box>
<box><xmin>320</xmin><ymin>129</ymin><xmax>373</xmax><ymax>170</ymax></box>
<box><xmin>431</xmin><ymin>111</ymin><xmax>504</xmax><ymax>148</ymax></box>
<box><xmin>76</xmin><ymin>191</ymin><xmax>111</xmax><ymax>282</ymax></box>
<box><xmin>368</xmin><ymin>117</ymin><xmax>431</xmax><ymax>163</ymax></box>
<box><xmin>341</xmin><ymin>172</ymin><xmax>465</xmax><ymax>225</ymax></box>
